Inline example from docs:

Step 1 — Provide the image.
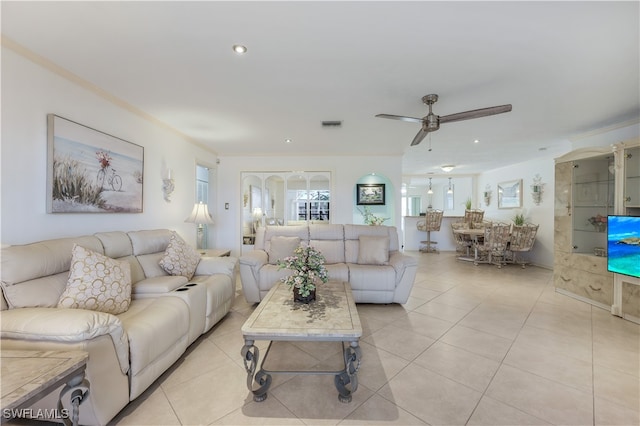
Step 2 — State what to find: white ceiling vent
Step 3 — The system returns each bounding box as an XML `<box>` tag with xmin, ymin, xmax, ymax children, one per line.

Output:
<box><xmin>321</xmin><ymin>120</ymin><xmax>342</xmax><ymax>127</ymax></box>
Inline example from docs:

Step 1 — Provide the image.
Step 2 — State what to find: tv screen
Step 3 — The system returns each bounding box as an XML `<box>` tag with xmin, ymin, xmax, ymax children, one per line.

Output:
<box><xmin>607</xmin><ymin>215</ymin><xmax>640</xmax><ymax>279</ymax></box>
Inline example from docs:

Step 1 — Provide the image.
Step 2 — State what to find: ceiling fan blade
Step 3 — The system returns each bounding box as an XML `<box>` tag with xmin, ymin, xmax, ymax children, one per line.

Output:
<box><xmin>439</xmin><ymin>104</ymin><xmax>512</xmax><ymax>124</ymax></box>
<box><xmin>375</xmin><ymin>114</ymin><xmax>423</xmax><ymax>124</ymax></box>
<box><xmin>410</xmin><ymin>128</ymin><xmax>429</xmax><ymax>146</ymax></box>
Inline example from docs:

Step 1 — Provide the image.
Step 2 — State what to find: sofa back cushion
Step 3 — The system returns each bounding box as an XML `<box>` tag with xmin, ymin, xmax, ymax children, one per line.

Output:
<box><xmin>309</xmin><ymin>224</ymin><xmax>345</xmax><ymax>264</ymax></box>
<box><xmin>0</xmin><ymin>236</ymin><xmax>104</xmax><ymax>309</ymax></box>
<box><xmin>128</xmin><ymin>229</ymin><xmax>172</xmax><ymax>256</ymax></box>
<box><xmin>95</xmin><ymin>231</ymin><xmax>133</xmax><ymax>258</ymax></box>
<box><xmin>344</xmin><ymin>225</ymin><xmax>399</xmax><ymax>264</ymax></box>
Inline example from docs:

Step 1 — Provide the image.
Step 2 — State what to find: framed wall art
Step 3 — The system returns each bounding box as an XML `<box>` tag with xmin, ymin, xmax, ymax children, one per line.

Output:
<box><xmin>47</xmin><ymin>114</ymin><xmax>144</xmax><ymax>213</ymax></box>
<box><xmin>498</xmin><ymin>179</ymin><xmax>522</xmax><ymax>209</ymax></box>
<box><xmin>357</xmin><ymin>183</ymin><xmax>385</xmax><ymax>205</ymax></box>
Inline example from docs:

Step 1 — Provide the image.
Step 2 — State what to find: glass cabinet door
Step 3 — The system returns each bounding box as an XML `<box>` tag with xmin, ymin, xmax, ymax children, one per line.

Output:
<box><xmin>571</xmin><ymin>154</ymin><xmax>614</xmax><ymax>254</ymax></box>
<box><xmin>625</xmin><ymin>147</ymin><xmax>640</xmax><ymax>215</ymax></box>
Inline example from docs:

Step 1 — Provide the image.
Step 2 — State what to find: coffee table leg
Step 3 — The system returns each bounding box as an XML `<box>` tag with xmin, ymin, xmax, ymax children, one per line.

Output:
<box><xmin>241</xmin><ymin>340</ymin><xmax>271</xmax><ymax>402</ymax></box>
<box><xmin>335</xmin><ymin>341</ymin><xmax>361</xmax><ymax>403</ymax></box>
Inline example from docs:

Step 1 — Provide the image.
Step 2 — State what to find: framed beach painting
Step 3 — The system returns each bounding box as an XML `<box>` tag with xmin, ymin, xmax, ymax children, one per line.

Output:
<box><xmin>47</xmin><ymin>114</ymin><xmax>144</xmax><ymax>213</ymax></box>
<box><xmin>357</xmin><ymin>183</ymin><xmax>385</xmax><ymax>205</ymax></box>
<box><xmin>498</xmin><ymin>179</ymin><xmax>522</xmax><ymax>209</ymax></box>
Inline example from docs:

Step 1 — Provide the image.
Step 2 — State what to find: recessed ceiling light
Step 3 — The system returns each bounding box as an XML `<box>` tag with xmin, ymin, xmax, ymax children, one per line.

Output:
<box><xmin>474</xmin><ymin>139</ymin><xmax>480</xmax><ymax>144</ymax></box>
<box><xmin>232</xmin><ymin>44</ymin><xmax>247</xmax><ymax>54</ymax></box>
<box><xmin>285</xmin><ymin>138</ymin><xmax>292</xmax><ymax>144</ymax></box>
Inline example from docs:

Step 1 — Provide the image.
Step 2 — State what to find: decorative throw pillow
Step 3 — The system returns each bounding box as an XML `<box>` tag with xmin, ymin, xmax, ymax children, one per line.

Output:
<box><xmin>57</xmin><ymin>244</ymin><xmax>132</xmax><ymax>315</ymax></box>
<box><xmin>268</xmin><ymin>236</ymin><xmax>301</xmax><ymax>265</ymax></box>
<box><xmin>357</xmin><ymin>236</ymin><xmax>390</xmax><ymax>265</ymax></box>
<box><xmin>159</xmin><ymin>232</ymin><xmax>201</xmax><ymax>279</ymax></box>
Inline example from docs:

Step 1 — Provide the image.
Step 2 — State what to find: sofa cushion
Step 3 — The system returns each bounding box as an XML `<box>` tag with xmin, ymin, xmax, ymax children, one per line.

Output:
<box><xmin>1</xmin><ymin>236</ymin><xmax>104</xmax><ymax>309</ymax></box>
<box><xmin>159</xmin><ymin>232</ymin><xmax>200</xmax><ymax>279</ymax></box>
<box><xmin>268</xmin><ymin>236</ymin><xmax>300</xmax><ymax>265</ymax></box>
<box><xmin>1</xmin><ymin>272</ymin><xmax>68</xmax><ymax>309</ymax></box>
<box><xmin>357</xmin><ymin>236</ymin><xmax>390</xmax><ymax>265</ymax></box>
<box><xmin>57</xmin><ymin>244</ymin><xmax>132</xmax><ymax>315</ymax></box>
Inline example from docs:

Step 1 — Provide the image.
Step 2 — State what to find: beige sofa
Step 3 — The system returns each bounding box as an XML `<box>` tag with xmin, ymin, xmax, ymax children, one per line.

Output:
<box><xmin>239</xmin><ymin>224</ymin><xmax>417</xmax><ymax>304</ymax></box>
<box><xmin>0</xmin><ymin>229</ymin><xmax>238</xmax><ymax>425</ymax></box>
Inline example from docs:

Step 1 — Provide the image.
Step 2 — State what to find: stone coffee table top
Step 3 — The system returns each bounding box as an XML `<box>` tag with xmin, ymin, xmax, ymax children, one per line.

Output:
<box><xmin>242</xmin><ymin>280</ymin><xmax>362</xmax><ymax>341</ymax></box>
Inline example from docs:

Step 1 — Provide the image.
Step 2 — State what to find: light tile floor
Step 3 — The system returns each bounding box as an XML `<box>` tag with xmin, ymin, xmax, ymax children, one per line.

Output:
<box><xmin>110</xmin><ymin>252</ymin><xmax>639</xmax><ymax>426</ymax></box>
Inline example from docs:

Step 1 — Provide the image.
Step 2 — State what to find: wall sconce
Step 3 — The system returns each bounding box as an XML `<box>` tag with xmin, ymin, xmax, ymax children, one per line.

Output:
<box><xmin>531</xmin><ymin>174</ymin><xmax>545</xmax><ymax>205</ymax></box>
<box><xmin>162</xmin><ymin>169</ymin><xmax>174</xmax><ymax>202</ymax></box>
<box><xmin>483</xmin><ymin>184</ymin><xmax>492</xmax><ymax>206</ymax></box>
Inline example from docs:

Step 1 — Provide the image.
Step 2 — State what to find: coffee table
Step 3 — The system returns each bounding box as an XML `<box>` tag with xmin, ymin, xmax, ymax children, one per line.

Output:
<box><xmin>1</xmin><ymin>350</ymin><xmax>89</xmax><ymax>426</ymax></box>
<box><xmin>241</xmin><ymin>281</ymin><xmax>362</xmax><ymax>403</ymax></box>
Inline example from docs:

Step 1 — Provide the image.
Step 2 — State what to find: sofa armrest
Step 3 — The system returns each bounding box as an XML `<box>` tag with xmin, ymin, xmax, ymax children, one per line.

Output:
<box><xmin>0</xmin><ymin>307</ymin><xmax>129</xmax><ymax>374</ymax></box>
<box><xmin>195</xmin><ymin>256</ymin><xmax>238</xmax><ymax>280</ymax></box>
<box><xmin>239</xmin><ymin>251</ymin><xmax>268</xmax><ymax>303</ymax></box>
<box><xmin>388</xmin><ymin>252</ymin><xmax>418</xmax><ymax>304</ymax></box>
<box><xmin>388</xmin><ymin>251</ymin><xmax>418</xmax><ymax>273</ymax></box>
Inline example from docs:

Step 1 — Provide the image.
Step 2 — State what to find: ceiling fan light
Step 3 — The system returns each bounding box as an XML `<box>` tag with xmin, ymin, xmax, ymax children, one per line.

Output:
<box><xmin>441</xmin><ymin>165</ymin><xmax>455</xmax><ymax>172</ymax></box>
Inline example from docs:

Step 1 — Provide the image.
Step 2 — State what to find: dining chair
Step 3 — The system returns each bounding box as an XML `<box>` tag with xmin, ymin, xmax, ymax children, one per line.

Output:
<box><xmin>464</xmin><ymin>209</ymin><xmax>485</xmax><ymax>228</ymax></box>
<box><xmin>451</xmin><ymin>221</ymin><xmax>472</xmax><ymax>255</ymax></box>
<box><xmin>417</xmin><ymin>209</ymin><xmax>443</xmax><ymax>253</ymax></box>
<box><xmin>474</xmin><ymin>222</ymin><xmax>511</xmax><ymax>268</ymax></box>
<box><xmin>506</xmin><ymin>223</ymin><xmax>539</xmax><ymax>268</ymax></box>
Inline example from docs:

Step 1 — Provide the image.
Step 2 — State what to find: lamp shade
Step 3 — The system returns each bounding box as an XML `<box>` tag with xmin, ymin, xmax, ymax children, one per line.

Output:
<box><xmin>185</xmin><ymin>202</ymin><xmax>215</xmax><ymax>225</ymax></box>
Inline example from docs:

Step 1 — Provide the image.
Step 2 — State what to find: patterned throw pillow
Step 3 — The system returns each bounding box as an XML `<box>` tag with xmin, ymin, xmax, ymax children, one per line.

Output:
<box><xmin>58</xmin><ymin>244</ymin><xmax>132</xmax><ymax>315</ymax></box>
<box><xmin>158</xmin><ymin>232</ymin><xmax>201</xmax><ymax>279</ymax></box>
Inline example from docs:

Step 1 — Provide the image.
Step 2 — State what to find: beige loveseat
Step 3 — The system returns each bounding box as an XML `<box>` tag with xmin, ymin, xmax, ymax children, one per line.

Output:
<box><xmin>239</xmin><ymin>224</ymin><xmax>417</xmax><ymax>304</ymax></box>
<box><xmin>0</xmin><ymin>229</ymin><xmax>238</xmax><ymax>425</ymax></box>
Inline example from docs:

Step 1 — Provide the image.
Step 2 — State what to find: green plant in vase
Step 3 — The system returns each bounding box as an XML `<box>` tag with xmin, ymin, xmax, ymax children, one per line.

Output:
<box><xmin>465</xmin><ymin>198</ymin><xmax>472</xmax><ymax>210</ymax></box>
<box><xmin>513</xmin><ymin>213</ymin><xmax>525</xmax><ymax>226</ymax></box>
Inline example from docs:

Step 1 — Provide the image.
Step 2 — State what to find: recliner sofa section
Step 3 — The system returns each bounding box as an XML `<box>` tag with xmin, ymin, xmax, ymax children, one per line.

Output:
<box><xmin>0</xmin><ymin>229</ymin><xmax>238</xmax><ymax>425</ymax></box>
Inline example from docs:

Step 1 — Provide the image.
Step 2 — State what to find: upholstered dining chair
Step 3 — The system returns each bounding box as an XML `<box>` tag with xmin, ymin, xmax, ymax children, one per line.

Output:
<box><xmin>506</xmin><ymin>223</ymin><xmax>539</xmax><ymax>268</ymax></box>
<box><xmin>417</xmin><ymin>209</ymin><xmax>444</xmax><ymax>253</ymax></box>
<box><xmin>474</xmin><ymin>222</ymin><xmax>511</xmax><ymax>268</ymax></box>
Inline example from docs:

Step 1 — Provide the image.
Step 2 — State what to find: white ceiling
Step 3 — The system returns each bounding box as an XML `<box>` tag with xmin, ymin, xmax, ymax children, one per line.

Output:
<box><xmin>2</xmin><ymin>1</ymin><xmax>639</xmax><ymax>178</ymax></box>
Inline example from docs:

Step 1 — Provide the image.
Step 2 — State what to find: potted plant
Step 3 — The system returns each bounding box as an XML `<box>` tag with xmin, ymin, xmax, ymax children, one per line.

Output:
<box><xmin>513</xmin><ymin>212</ymin><xmax>525</xmax><ymax>226</ymax></box>
<box><xmin>465</xmin><ymin>198</ymin><xmax>472</xmax><ymax>211</ymax></box>
<box><xmin>277</xmin><ymin>245</ymin><xmax>329</xmax><ymax>303</ymax></box>
<box><xmin>358</xmin><ymin>206</ymin><xmax>389</xmax><ymax>226</ymax></box>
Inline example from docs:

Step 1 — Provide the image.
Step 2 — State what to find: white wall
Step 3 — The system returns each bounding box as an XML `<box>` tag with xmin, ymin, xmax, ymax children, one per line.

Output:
<box><xmin>1</xmin><ymin>46</ymin><xmax>217</xmax><ymax>246</ymax></box>
<box><xmin>214</xmin><ymin>155</ymin><xmax>403</xmax><ymax>255</ymax></box>
<box><xmin>477</xmin><ymin>156</ymin><xmax>557</xmax><ymax>268</ymax></box>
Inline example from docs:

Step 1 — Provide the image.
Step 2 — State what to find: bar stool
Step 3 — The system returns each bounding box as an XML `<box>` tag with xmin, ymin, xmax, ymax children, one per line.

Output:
<box><xmin>417</xmin><ymin>210</ymin><xmax>443</xmax><ymax>253</ymax></box>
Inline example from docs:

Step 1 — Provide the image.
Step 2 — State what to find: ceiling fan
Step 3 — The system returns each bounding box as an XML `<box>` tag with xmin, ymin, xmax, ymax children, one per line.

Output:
<box><xmin>376</xmin><ymin>94</ymin><xmax>512</xmax><ymax>146</ymax></box>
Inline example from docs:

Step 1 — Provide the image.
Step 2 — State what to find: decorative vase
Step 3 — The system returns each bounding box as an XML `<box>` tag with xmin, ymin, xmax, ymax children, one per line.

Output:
<box><xmin>293</xmin><ymin>287</ymin><xmax>316</xmax><ymax>303</ymax></box>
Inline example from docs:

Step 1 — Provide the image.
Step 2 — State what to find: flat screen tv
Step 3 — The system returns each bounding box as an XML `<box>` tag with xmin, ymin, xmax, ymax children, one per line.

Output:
<box><xmin>607</xmin><ymin>215</ymin><xmax>640</xmax><ymax>279</ymax></box>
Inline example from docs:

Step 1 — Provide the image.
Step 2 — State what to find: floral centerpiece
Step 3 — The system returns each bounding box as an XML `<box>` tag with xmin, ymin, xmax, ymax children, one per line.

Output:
<box><xmin>277</xmin><ymin>245</ymin><xmax>329</xmax><ymax>303</ymax></box>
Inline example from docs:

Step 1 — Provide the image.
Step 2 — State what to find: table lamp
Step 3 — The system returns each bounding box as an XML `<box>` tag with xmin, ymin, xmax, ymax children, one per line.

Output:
<box><xmin>185</xmin><ymin>201</ymin><xmax>215</xmax><ymax>253</ymax></box>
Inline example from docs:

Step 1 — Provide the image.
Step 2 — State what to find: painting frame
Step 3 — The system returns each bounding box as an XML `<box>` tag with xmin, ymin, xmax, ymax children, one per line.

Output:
<box><xmin>357</xmin><ymin>183</ymin><xmax>385</xmax><ymax>205</ymax></box>
<box><xmin>47</xmin><ymin>114</ymin><xmax>144</xmax><ymax>213</ymax></box>
<box><xmin>498</xmin><ymin>179</ymin><xmax>522</xmax><ymax>209</ymax></box>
